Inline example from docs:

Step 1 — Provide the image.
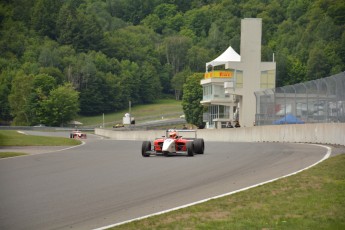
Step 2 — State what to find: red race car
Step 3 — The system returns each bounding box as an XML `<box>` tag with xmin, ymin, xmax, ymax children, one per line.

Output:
<box><xmin>70</xmin><ymin>130</ymin><xmax>87</xmax><ymax>139</ymax></box>
<box><xmin>141</xmin><ymin>129</ymin><xmax>204</xmax><ymax>157</ymax></box>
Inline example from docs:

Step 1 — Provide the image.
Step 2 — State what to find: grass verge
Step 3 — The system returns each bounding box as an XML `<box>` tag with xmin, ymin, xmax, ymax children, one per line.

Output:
<box><xmin>0</xmin><ymin>130</ymin><xmax>81</xmax><ymax>146</ymax></box>
<box><xmin>0</xmin><ymin>152</ymin><xmax>27</xmax><ymax>158</ymax></box>
<box><xmin>112</xmin><ymin>154</ymin><xmax>345</xmax><ymax>230</ymax></box>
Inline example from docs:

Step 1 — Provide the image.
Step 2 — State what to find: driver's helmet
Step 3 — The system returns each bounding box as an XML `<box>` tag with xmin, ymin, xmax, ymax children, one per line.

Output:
<box><xmin>168</xmin><ymin>130</ymin><xmax>177</xmax><ymax>138</ymax></box>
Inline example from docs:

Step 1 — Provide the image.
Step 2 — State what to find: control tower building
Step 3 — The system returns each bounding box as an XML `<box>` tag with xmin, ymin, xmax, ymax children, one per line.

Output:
<box><xmin>201</xmin><ymin>18</ymin><xmax>276</xmax><ymax>128</ymax></box>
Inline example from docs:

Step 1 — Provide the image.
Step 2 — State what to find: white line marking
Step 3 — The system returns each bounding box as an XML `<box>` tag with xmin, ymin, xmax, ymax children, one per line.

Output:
<box><xmin>93</xmin><ymin>144</ymin><xmax>332</xmax><ymax>230</ymax></box>
<box><xmin>17</xmin><ymin>130</ymin><xmax>28</xmax><ymax>135</ymax></box>
<box><xmin>39</xmin><ymin>141</ymin><xmax>86</xmax><ymax>154</ymax></box>
<box><xmin>0</xmin><ymin>141</ymin><xmax>86</xmax><ymax>160</ymax></box>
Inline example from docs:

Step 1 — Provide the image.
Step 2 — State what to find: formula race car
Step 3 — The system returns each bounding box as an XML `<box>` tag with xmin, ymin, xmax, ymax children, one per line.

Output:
<box><xmin>70</xmin><ymin>130</ymin><xmax>87</xmax><ymax>139</ymax></box>
<box><xmin>113</xmin><ymin>123</ymin><xmax>124</xmax><ymax>128</ymax></box>
<box><xmin>141</xmin><ymin>129</ymin><xmax>204</xmax><ymax>157</ymax></box>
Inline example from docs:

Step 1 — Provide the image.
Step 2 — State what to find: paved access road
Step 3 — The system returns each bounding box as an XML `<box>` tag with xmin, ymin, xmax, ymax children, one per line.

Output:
<box><xmin>0</xmin><ymin>132</ymin><xmax>328</xmax><ymax>230</ymax></box>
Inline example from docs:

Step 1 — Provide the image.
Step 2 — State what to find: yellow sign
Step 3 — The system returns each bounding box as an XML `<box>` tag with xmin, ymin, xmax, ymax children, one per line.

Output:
<box><xmin>204</xmin><ymin>71</ymin><xmax>233</xmax><ymax>79</ymax></box>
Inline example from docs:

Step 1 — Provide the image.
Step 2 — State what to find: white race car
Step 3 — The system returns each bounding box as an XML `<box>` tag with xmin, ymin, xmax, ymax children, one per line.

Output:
<box><xmin>69</xmin><ymin>130</ymin><xmax>87</xmax><ymax>139</ymax></box>
<box><xmin>141</xmin><ymin>129</ymin><xmax>204</xmax><ymax>157</ymax></box>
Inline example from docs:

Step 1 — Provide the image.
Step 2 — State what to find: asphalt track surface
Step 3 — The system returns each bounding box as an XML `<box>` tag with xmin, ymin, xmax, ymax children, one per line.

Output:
<box><xmin>0</xmin><ymin>131</ymin><xmax>328</xmax><ymax>230</ymax></box>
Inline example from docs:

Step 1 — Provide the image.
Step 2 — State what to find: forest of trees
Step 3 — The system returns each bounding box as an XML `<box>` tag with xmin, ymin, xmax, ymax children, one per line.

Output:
<box><xmin>0</xmin><ymin>0</ymin><xmax>344</xmax><ymax>125</ymax></box>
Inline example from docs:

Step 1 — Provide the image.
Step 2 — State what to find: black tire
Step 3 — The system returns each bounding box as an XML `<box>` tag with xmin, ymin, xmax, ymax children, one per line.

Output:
<box><xmin>193</xmin><ymin>138</ymin><xmax>204</xmax><ymax>154</ymax></box>
<box><xmin>186</xmin><ymin>141</ymin><xmax>194</xmax><ymax>157</ymax></box>
<box><xmin>141</xmin><ymin>141</ymin><xmax>151</xmax><ymax>157</ymax></box>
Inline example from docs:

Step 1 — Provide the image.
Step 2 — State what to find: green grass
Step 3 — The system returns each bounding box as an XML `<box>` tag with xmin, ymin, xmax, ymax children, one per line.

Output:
<box><xmin>0</xmin><ymin>152</ymin><xmax>27</xmax><ymax>158</ymax></box>
<box><xmin>0</xmin><ymin>130</ymin><xmax>81</xmax><ymax>146</ymax></box>
<box><xmin>112</xmin><ymin>154</ymin><xmax>345</xmax><ymax>230</ymax></box>
<box><xmin>76</xmin><ymin>99</ymin><xmax>183</xmax><ymax>127</ymax></box>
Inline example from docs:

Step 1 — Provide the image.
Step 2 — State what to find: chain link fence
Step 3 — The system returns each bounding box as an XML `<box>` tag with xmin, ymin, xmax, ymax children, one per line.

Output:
<box><xmin>255</xmin><ymin>72</ymin><xmax>345</xmax><ymax>126</ymax></box>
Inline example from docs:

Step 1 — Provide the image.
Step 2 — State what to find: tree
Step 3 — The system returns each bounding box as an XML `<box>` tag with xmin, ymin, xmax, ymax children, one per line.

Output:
<box><xmin>205</xmin><ymin>22</ymin><xmax>224</xmax><ymax>52</ymax></box>
<box><xmin>182</xmin><ymin>73</ymin><xmax>205</xmax><ymax>128</ymax></box>
<box><xmin>306</xmin><ymin>45</ymin><xmax>330</xmax><ymax>80</ymax></box>
<box><xmin>139</xmin><ymin>61</ymin><xmax>161</xmax><ymax>103</ymax></box>
<box><xmin>286</xmin><ymin>55</ymin><xmax>307</xmax><ymax>84</ymax></box>
<box><xmin>11</xmin><ymin>0</ymin><xmax>35</xmax><ymax>25</ymax></box>
<box><xmin>38</xmin><ymin>39</ymin><xmax>62</xmax><ymax>68</ymax></box>
<box><xmin>90</xmin><ymin>51</ymin><xmax>120</xmax><ymax>74</ymax></box>
<box><xmin>187</xmin><ymin>46</ymin><xmax>211</xmax><ymax>72</ymax></box>
<box><xmin>39</xmin><ymin>66</ymin><xmax>65</xmax><ymax>85</ymax></box>
<box><xmin>84</xmin><ymin>0</ymin><xmax>127</xmax><ymax>32</ymax></box>
<box><xmin>29</xmin><ymin>74</ymin><xmax>57</xmax><ymax>125</ymax></box>
<box><xmin>0</xmin><ymin>20</ymin><xmax>28</xmax><ymax>59</ymax></box>
<box><xmin>31</xmin><ymin>0</ymin><xmax>63</xmax><ymax>39</ymax></box>
<box><xmin>8</xmin><ymin>72</ymin><xmax>34</xmax><ymax>125</ymax></box>
<box><xmin>160</xmin><ymin>63</ymin><xmax>173</xmax><ymax>94</ymax></box>
<box><xmin>163</xmin><ymin>35</ymin><xmax>192</xmax><ymax>74</ymax></box>
<box><xmin>287</xmin><ymin>0</ymin><xmax>310</xmax><ymax>21</ymax></box>
<box><xmin>79</xmin><ymin>85</ymin><xmax>104</xmax><ymax>115</ymax></box>
<box><xmin>75</xmin><ymin>11</ymin><xmax>104</xmax><ymax>52</ymax></box>
<box><xmin>56</xmin><ymin>2</ymin><xmax>78</xmax><ymax>46</ymax></box>
<box><xmin>142</xmin><ymin>14</ymin><xmax>163</xmax><ymax>33</ymax></box>
<box><xmin>102</xmin><ymin>73</ymin><xmax>122</xmax><ymax>112</ymax></box>
<box><xmin>40</xmin><ymin>83</ymin><xmax>79</xmax><ymax>126</ymax></box>
<box><xmin>106</xmin><ymin>0</ymin><xmax>156</xmax><ymax>25</ymax></box>
<box><xmin>0</xmin><ymin>71</ymin><xmax>13</xmax><ymax>123</ymax></box>
<box><xmin>171</xmin><ymin>68</ymin><xmax>191</xmax><ymax>100</ymax></box>
<box><xmin>144</xmin><ymin>3</ymin><xmax>183</xmax><ymax>33</ymax></box>
<box><xmin>184</xmin><ymin>6</ymin><xmax>212</xmax><ymax>39</ymax></box>
<box><xmin>64</xmin><ymin>52</ymin><xmax>97</xmax><ymax>90</ymax></box>
<box><xmin>118</xmin><ymin>60</ymin><xmax>140</xmax><ymax>105</ymax></box>
<box><xmin>103</xmin><ymin>25</ymin><xmax>159</xmax><ymax>64</ymax></box>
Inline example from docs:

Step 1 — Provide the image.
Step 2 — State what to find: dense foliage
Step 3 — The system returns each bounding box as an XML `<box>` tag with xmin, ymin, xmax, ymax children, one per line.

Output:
<box><xmin>182</xmin><ymin>73</ymin><xmax>205</xmax><ymax>128</ymax></box>
<box><xmin>0</xmin><ymin>0</ymin><xmax>344</xmax><ymax>125</ymax></box>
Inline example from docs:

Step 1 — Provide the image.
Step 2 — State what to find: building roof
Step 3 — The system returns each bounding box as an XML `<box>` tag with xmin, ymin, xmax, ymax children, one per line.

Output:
<box><xmin>206</xmin><ymin>46</ymin><xmax>241</xmax><ymax>70</ymax></box>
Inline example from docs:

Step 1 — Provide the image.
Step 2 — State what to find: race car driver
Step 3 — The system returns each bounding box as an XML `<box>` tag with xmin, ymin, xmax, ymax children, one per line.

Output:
<box><xmin>168</xmin><ymin>130</ymin><xmax>178</xmax><ymax>139</ymax></box>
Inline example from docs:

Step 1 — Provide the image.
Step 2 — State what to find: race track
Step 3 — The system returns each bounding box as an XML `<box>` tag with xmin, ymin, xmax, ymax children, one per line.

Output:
<box><xmin>0</xmin><ymin>132</ymin><xmax>328</xmax><ymax>230</ymax></box>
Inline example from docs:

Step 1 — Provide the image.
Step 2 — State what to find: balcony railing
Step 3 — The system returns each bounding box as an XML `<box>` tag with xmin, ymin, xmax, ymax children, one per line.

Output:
<box><xmin>202</xmin><ymin>94</ymin><xmax>233</xmax><ymax>101</ymax></box>
<box><xmin>203</xmin><ymin>112</ymin><xmax>230</xmax><ymax>122</ymax></box>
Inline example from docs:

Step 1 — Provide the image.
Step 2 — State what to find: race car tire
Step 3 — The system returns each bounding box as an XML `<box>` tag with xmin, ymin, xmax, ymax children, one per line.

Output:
<box><xmin>142</xmin><ymin>141</ymin><xmax>151</xmax><ymax>157</ymax></box>
<box><xmin>193</xmin><ymin>138</ymin><xmax>204</xmax><ymax>154</ymax></box>
<box><xmin>186</xmin><ymin>141</ymin><xmax>194</xmax><ymax>157</ymax></box>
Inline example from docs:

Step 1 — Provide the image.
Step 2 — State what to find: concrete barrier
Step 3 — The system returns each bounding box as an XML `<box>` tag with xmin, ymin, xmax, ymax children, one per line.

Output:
<box><xmin>95</xmin><ymin>123</ymin><xmax>345</xmax><ymax>146</ymax></box>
